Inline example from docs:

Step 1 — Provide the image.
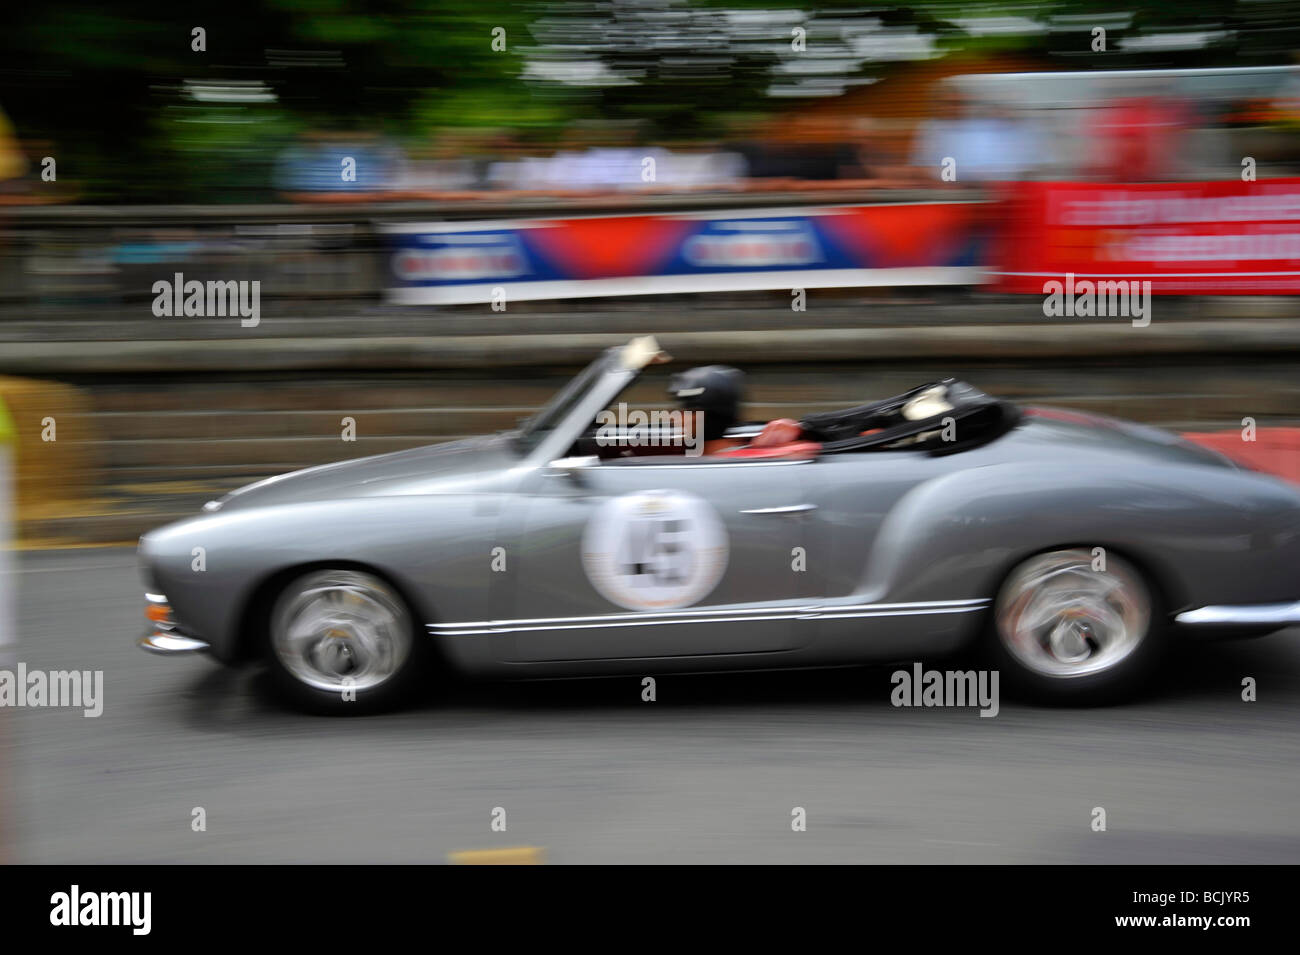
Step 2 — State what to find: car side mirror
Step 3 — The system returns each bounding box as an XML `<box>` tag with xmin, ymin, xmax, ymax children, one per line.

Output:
<box><xmin>544</xmin><ymin>455</ymin><xmax>600</xmax><ymax>479</ymax></box>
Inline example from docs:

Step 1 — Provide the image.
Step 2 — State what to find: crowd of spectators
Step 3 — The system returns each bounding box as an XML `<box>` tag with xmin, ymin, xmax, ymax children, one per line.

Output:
<box><xmin>267</xmin><ymin>82</ymin><xmax>1268</xmax><ymax>202</ymax></box>
<box><xmin>6</xmin><ymin>69</ymin><xmax>1300</xmax><ymax>205</ymax></box>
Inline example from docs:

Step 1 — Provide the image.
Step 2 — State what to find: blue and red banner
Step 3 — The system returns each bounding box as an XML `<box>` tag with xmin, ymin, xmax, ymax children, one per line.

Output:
<box><xmin>384</xmin><ymin>203</ymin><xmax>984</xmax><ymax>304</ymax></box>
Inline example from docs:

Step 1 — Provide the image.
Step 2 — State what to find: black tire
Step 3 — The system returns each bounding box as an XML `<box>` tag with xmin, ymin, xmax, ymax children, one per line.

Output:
<box><xmin>265</xmin><ymin>568</ymin><xmax>427</xmax><ymax>714</ymax></box>
<box><xmin>985</xmin><ymin>548</ymin><xmax>1169</xmax><ymax>704</ymax></box>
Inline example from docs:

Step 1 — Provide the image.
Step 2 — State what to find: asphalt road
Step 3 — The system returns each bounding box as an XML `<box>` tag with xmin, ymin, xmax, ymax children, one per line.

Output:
<box><xmin>5</xmin><ymin>546</ymin><xmax>1300</xmax><ymax>864</ymax></box>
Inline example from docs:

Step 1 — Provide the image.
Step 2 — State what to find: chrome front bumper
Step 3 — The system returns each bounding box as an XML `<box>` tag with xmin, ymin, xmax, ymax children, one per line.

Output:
<box><xmin>138</xmin><ymin>630</ymin><xmax>210</xmax><ymax>654</ymax></box>
<box><xmin>138</xmin><ymin>591</ymin><xmax>210</xmax><ymax>654</ymax></box>
<box><xmin>1175</xmin><ymin>601</ymin><xmax>1300</xmax><ymax>627</ymax></box>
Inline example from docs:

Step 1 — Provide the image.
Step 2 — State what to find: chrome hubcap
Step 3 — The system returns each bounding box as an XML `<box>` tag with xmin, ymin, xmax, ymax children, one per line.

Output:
<box><xmin>995</xmin><ymin>550</ymin><xmax>1150</xmax><ymax>678</ymax></box>
<box><xmin>271</xmin><ymin>570</ymin><xmax>412</xmax><ymax>693</ymax></box>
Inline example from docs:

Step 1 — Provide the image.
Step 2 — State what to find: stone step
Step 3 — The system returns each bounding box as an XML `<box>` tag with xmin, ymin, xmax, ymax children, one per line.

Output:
<box><xmin>20</xmin><ymin>508</ymin><xmax>193</xmax><ymax>546</ymax></box>
<box><xmin>80</xmin><ymin>360</ymin><xmax>1300</xmax><ymax>413</ymax></box>
<box><xmin>90</xmin><ymin>408</ymin><xmax>530</xmax><ymax>441</ymax></box>
<box><xmin>86</xmin><ymin>434</ymin><xmax>479</xmax><ymax>471</ymax></box>
<box><xmin>10</xmin><ymin>321</ymin><xmax>1300</xmax><ymax>376</ymax></box>
<box><xmin>87</xmin><ymin>376</ymin><xmax>565</xmax><ymax>413</ymax></box>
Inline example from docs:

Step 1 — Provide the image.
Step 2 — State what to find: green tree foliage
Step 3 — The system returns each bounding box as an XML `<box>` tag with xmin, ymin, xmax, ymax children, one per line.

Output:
<box><xmin>4</xmin><ymin>1</ymin><xmax>1300</xmax><ymax>202</ymax></box>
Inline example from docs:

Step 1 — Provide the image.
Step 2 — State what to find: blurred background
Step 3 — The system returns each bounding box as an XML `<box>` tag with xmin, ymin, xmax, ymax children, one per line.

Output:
<box><xmin>2</xmin><ymin>1</ymin><xmax>1300</xmax><ymax>867</ymax></box>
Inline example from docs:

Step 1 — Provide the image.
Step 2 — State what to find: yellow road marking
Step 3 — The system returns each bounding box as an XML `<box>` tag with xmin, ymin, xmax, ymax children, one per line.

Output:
<box><xmin>448</xmin><ymin>846</ymin><xmax>545</xmax><ymax>865</ymax></box>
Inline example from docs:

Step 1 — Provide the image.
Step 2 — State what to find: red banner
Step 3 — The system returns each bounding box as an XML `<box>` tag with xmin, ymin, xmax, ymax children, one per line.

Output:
<box><xmin>995</xmin><ymin>179</ymin><xmax>1300</xmax><ymax>294</ymax></box>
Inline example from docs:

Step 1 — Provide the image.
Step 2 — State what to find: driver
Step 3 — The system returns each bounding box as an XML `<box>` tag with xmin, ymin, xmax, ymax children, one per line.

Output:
<box><xmin>667</xmin><ymin>365</ymin><xmax>747</xmax><ymax>455</ymax></box>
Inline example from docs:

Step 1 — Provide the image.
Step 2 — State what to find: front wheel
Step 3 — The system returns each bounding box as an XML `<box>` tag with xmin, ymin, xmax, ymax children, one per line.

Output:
<box><xmin>988</xmin><ymin>549</ymin><xmax>1167</xmax><ymax>703</ymax></box>
<box><xmin>266</xmin><ymin>569</ymin><xmax>425</xmax><ymax>714</ymax></box>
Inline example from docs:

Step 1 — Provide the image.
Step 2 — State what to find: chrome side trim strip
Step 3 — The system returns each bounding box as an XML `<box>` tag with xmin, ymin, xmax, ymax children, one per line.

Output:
<box><xmin>594</xmin><ymin>459</ymin><xmax>813</xmax><ymax>470</ymax></box>
<box><xmin>435</xmin><ymin>613</ymin><xmax>808</xmax><ymax>636</ymax></box>
<box><xmin>431</xmin><ymin>598</ymin><xmax>987</xmax><ymax>629</ymax></box>
<box><xmin>794</xmin><ymin>606</ymin><xmax>987</xmax><ymax>622</ymax></box>
<box><xmin>1175</xmin><ymin>601</ymin><xmax>1300</xmax><ymax>627</ymax></box>
<box><xmin>428</xmin><ymin>598</ymin><xmax>990</xmax><ymax>636</ymax></box>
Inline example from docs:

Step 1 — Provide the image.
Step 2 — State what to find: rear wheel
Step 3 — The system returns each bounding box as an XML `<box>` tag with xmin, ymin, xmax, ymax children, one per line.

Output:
<box><xmin>266</xmin><ymin>569</ymin><xmax>424</xmax><ymax>714</ymax></box>
<box><xmin>989</xmin><ymin>549</ymin><xmax>1166</xmax><ymax>703</ymax></box>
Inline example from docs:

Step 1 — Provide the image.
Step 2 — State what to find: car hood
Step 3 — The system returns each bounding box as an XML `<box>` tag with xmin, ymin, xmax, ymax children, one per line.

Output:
<box><xmin>208</xmin><ymin>433</ymin><xmax>519</xmax><ymax>512</ymax></box>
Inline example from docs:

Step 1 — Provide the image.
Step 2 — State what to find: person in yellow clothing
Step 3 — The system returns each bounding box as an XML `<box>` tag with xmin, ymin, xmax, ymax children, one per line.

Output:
<box><xmin>0</xmin><ymin>393</ymin><xmax>14</xmax><ymax>864</ymax></box>
<box><xmin>0</xmin><ymin>107</ymin><xmax>28</xmax><ymax>188</ymax></box>
<box><xmin>0</xmin><ymin>392</ymin><xmax>13</xmax><ymax>658</ymax></box>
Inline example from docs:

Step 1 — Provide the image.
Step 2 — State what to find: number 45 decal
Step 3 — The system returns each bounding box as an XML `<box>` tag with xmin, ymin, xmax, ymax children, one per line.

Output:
<box><xmin>617</xmin><ymin>517</ymin><xmax>689</xmax><ymax>587</ymax></box>
<box><xmin>583</xmin><ymin>491</ymin><xmax>729</xmax><ymax>611</ymax></box>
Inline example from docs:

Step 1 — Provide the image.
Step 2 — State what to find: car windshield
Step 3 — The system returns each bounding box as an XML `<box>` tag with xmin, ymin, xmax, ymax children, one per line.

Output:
<box><xmin>512</xmin><ymin>351</ymin><xmax>614</xmax><ymax>456</ymax></box>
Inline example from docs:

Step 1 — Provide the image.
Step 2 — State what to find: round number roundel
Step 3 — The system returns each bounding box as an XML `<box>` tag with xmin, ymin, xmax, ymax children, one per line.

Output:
<box><xmin>581</xmin><ymin>490</ymin><xmax>729</xmax><ymax>611</ymax></box>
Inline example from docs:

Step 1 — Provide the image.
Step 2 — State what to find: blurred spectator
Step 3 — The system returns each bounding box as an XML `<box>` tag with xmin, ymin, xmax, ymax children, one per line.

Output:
<box><xmin>484</xmin><ymin>128</ymin><xmax>746</xmax><ymax>194</ymax></box>
<box><xmin>1085</xmin><ymin>87</ymin><xmax>1191</xmax><ymax>182</ymax></box>
<box><xmin>911</xmin><ymin>89</ymin><xmax>1046</xmax><ymax>182</ymax></box>
<box><xmin>275</xmin><ymin>130</ymin><xmax>406</xmax><ymax>201</ymax></box>
<box><xmin>1270</xmin><ymin>60</ymin><xmax>1300</xmax><ymax>126</ymax></box>
<box><xmin>0</xmin><ymin>109</ymin><xmax>27</xmax><ymax>192</ymax></box>
<box><xmin>657</xmin><ymin>149</ymin><xmax>748</xmax><ymax>190</ymax></box>
<box><xmin>0</xmin><ymin>106</ymin><xmax>49</xmax><ymax>206</ymax></box>
<box><xmin>731</xmin><ymin>139</ymin><xmax>859</xmax><ymax>181</ymax></box>
<box><xmin>398</xmin><ymin>128</ymin><xmax>485</xmax><ymax>195</ymax></box>
<box><xmin>727</xmin><ymin>116</ymin><xmax>865</xmax><ymax>185</ymax></box>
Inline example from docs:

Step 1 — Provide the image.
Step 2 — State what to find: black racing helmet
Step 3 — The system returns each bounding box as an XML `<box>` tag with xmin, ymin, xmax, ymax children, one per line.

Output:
<box><xmin>667</xmin><ymin>365</ymin><xmax>745</xmax><ymax>441</ymax></box>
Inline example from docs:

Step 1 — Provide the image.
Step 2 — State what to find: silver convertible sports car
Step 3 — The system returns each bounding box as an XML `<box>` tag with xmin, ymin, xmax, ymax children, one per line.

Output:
<box><xmin>138</xmin><ymin>336</ymin><xmax>1300</xmax><ymax>712</ymax></box>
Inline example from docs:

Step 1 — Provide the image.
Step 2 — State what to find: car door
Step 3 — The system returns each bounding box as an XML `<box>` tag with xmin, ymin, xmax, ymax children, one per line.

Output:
<box><xmin>804</xmin><ymin>451</ymin><xmax>930</xmax><ymax>603</ymax></box>
<box><xmin>799</xmin><ymin>449</ymin><xmax>989</xmax><ymax>654</ymax></box>
<box><xmin>503</xmin><ymin>456</ymin><xmax>820</xmax><ymax>662</ymax></box>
